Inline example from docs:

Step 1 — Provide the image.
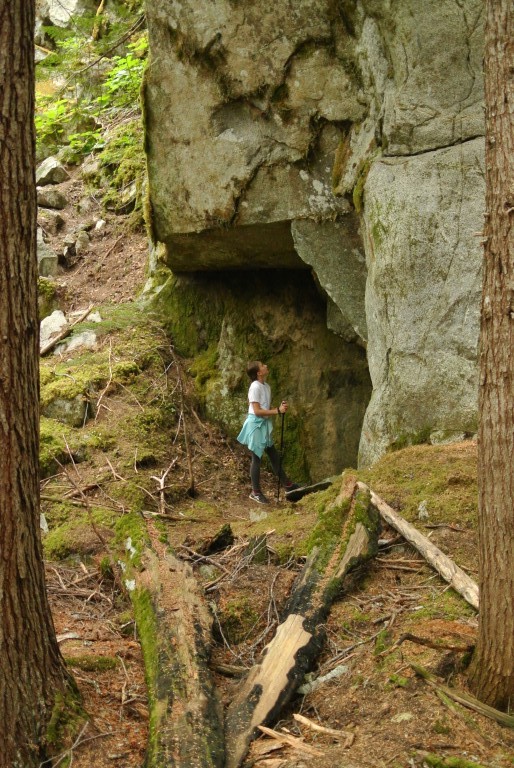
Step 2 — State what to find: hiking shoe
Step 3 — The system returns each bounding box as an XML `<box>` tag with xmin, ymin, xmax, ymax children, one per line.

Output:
<box><xmin>249</xmin><ymin>491</ymin><xmax>269</xmax><ymax>505</ymax></box>
<box><xmin>284</xmin><ymin>482</ymin><xmax>300</xmax><ymax>491</ymax></box>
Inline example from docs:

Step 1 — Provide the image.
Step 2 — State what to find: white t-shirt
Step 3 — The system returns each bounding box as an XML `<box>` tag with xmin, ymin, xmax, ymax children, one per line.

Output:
<box><xmin>248</xmin><ymin>380</ymin><xmax>271</xmax><ymax>414</ymax></box>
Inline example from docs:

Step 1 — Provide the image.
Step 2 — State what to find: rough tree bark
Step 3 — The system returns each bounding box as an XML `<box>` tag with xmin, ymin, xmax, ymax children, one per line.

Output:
<box><xmin>468</xmin><ymin>0</ymin><xmax>514</xmax><ymax>709</ymax></box>
<box><xmin>0</xmin><ymin>3</ymin><xmax>72</xmax><ymax>765</ymax></box>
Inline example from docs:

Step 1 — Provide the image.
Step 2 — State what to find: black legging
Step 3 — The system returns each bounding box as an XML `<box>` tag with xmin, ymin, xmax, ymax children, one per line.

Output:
<box><xmin>250</xmin><ymin>445</ymin><xmax>289</xmax><ymax>492</ymax></box>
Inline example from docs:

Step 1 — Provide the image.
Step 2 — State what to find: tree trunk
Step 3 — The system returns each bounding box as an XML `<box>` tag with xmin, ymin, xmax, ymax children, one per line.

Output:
<box><xmin>0</xmin><ymin>3</ymin><xmax>72</xmax><ymax>765</ymax></box>
<box><xmin>468</xmin><ymin>0</ymin><xmax>514</xmax><ymax>709</ymax></box>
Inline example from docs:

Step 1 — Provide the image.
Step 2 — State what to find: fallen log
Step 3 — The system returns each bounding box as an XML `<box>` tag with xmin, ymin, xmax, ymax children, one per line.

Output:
<box><xmin>133</xmin><ymin>549</ymin><xmax>224</xmax><ymax>768</ymax></box>
<box><xmin>358</xmin><ymin>482</ymin><xmax>479</xmax><ymax>610</ymax></box>
<box><xmin>224</xmin><ymin>478</ymin><xmax>380</xmax><ymax>768</ymax></box>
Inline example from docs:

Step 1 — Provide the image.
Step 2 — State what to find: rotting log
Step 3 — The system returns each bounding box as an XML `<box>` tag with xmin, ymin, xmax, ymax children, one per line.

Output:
<box><xmin>224</xmin><ymin>479</ymin><xmax>380</xmax><ymax>768</ymax></box>
<box><xmin>358</xmin><ymin>482</ymin><xmax>479</xmax><ymax>610</ymax></box>
<box><xmin>133</xmin><ymin>549</ymin><xmax>224</xmax><ymax>768</ymax></box>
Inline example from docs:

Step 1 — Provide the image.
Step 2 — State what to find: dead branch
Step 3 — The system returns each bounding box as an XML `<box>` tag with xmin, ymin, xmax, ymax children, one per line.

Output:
<box><xmin>106</xmin><ymin>457</ymin><xmax>126</xmax><ymax>481</ymax></box>
<box><xmin>386</xmin><ymin>632</ymin><xmax>474</xmax><ymax>655</ymax></box>
<box><xmin>357</xmin><ymin>482</ymin><xmax>479</xmax><ymax>610</ymax></box>
<box><xmin>213</xmin><ymin>663</ymin><xmax>248</xmax><ymax>678</ymax></box>
<box><xmin>257</xmin><ymin>726</ymin><xmax>325</xmax><ymax>757</ymax></box>
<box><xmin>178</xmin><ymin>544</ymin><xmax>231</xmax><ymax>574</ymax></box>
<box><xmin>225</xmin><ymin>480</ymin><xmax>380</xmax><ymax>768</ymax></box>
<box><xmin>293</xmin><ymin>713</ymin><xmax>354</xmax><ymax>745</ymax></box>
<box><xmin>411</xmin><ymin>663</ymin><xmax>514</xmax><ymax>728</ymax></box>
<box><xmin>92</xmin><ymin>0</ymin><xmax>107</xmax><ymax>40</ymax></box>
<box><xmin>169</xmin><ymin>345</ymin><xmax>195</xmax><ymax>495</ymax></box>
<box><xmin>151</xmin><ymin>459</ymin><xmax>178</xmax><ymax>515</ymax></box>
<box><xmin>40</xmin><ymin>305</ymin><xmax>94</xmax><ymax>356</ymax></box>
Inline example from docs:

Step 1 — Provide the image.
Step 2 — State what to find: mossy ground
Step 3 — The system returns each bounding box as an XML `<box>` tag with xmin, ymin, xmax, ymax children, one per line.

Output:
<box><xmin>40</xmin><ymin>299</ymin><xmax>512</xmax><ymax>768</ymax></box>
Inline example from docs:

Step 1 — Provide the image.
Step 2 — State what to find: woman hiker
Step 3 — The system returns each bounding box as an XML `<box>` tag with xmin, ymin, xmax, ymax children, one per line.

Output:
<box><xmin>237</xmin><ymin>360</ymin><xmax>299</xmax><ymax>504</ymax></box>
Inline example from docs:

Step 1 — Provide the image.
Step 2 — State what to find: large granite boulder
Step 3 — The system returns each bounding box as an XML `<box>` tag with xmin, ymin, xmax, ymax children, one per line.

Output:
<box><xmin>145</xmin><ymin>0</ymin><xmax>364</xmax><ymax>268</ymax></box>
<box><xmin>36</xmin><ymin>157</ymin><xmax>70</xmax><ymax>186</ymax></box>
<box><xmin>36</xmin><ymin>0</ymin><xmax>96</xmax><ymax>28</ymax></box>
<box><xmin>359</xmin><ymin>139</ymin><xmax>484</xmax><ymax>465</ymax></box>
<box><xmin>144</xmin><ymin>0</ymin><xmax>486</xmax><ymax>467</ymax></box>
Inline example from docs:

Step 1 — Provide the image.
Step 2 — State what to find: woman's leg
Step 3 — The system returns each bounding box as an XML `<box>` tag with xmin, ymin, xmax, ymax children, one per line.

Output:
<box><xmin>265</xmin><ymin>445</ymin><xmax>290</xmax><ymax>486</ymax></box>
<box><xmin>250</xmin><ymin>451</ymin><xmax>262</xmax><ymax>492</ymax></box>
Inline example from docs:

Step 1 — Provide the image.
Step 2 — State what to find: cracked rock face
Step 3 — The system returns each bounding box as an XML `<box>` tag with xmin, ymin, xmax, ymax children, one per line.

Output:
<box><xmin>145</xmin><ymin>0</ymin><xmax>363</xmax><ymax>265</ymax></box>
<box><xmin>145</xmin><ymin>0</ymin><xmax>486</xmax><ymax>466</ymax></box>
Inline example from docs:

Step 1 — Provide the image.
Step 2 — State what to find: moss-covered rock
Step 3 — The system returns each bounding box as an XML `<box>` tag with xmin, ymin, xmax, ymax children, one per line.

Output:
<box><xmin>145</xmin><ymin>268</ymin><xmax>371</xmax><ymax>481</ymax></box>
<box><xmin>38</xmin><ymin>277</ymin><xmax>59</xmax><ymax>319</ymax></box>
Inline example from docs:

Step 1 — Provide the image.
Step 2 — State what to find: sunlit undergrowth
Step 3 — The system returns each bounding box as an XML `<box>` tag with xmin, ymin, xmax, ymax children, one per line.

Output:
<box><xmin>35</xmin><ymin>3</ymin><xmax>147</xmax><ymax>225</ymax></box>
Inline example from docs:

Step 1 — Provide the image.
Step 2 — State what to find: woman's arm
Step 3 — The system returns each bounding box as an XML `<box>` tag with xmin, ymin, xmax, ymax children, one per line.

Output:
<box><xmin>251</xmin><ymin>401</ymin><xmax>288</xmax><ymax>418</ymax></box>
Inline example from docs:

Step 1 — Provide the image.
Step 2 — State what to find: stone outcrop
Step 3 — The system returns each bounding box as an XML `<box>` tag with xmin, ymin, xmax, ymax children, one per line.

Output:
<box><xmin>360</xmin><ymin>138</ymin><xmax>484</xmax><ymax>464</ymax></box>
<box><xmin>36</xmin><ymin>0</ymin><xmax>97</xmax><ymax>31</ymax></box>
<box><xmin>36</xmin><ymin>157</ymin><xmax>70</xmax><ymax>186</ymax></box>
<box><xmin>144</xmin><ymin>0</ymin><xmax>485</xmax><ymax>470</ymax></box>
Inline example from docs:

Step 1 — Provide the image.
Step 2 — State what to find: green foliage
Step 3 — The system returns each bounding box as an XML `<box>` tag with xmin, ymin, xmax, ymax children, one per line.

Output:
<box><xmin>97</xmin><ymin>36</ymin><xmax>148</xmax><ymax>108</ymax></box>
<box><xmin>35</xmin><ymin>11</ymin><xmax>147</xmax><ymax>222</ymax></box>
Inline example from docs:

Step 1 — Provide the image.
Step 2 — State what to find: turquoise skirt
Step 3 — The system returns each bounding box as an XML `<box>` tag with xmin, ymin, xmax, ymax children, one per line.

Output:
<box><xmin>237</xmin><ymin>414</ymin><xmax>274</xmax><ymax>458</ymax></box>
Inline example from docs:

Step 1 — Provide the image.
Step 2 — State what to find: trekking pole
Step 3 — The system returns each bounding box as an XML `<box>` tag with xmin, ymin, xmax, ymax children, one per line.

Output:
<box><xmin>276</xmin><ymin>408</ymin><xmax>285</xmax><ymax>502</ymax></box>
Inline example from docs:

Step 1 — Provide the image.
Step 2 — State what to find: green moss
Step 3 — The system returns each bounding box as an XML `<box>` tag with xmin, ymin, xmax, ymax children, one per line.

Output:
<box><xmin>114</xmin><ymin>509</ymin><xmax>149</xmax><ymax>567</ymax></box>
<box><xmin>113</xmin><ymin>360</ymin><xmax>141</xmax><ymax>382</ymax></box>
<box><xmin>134</xmin><ymin>403</ymin><xmax>176</xmax><ymax>435</ymax></box>
<box><xmin>65</xmin><ymin>655</ymin><xmax>120</xmax><ymax>672</ymax></box>
<box><xmin>432</xmin><ymin>719</ymin><xmax>452</xmax><ymax>735</ymax></box>
<box><xmin>189</xmin><ymin>343</ymin><xmax>219</xmax><ymax>399</ymax></box>
<box><xmin>81</xmin><ymin>427</ymin><xmax>116</xmax><ymax>452</ymax></box>
<box><xmin>332</xmin><ymin>135</ymin><xmax>351</xmax><ymax>193</ymax></box>
<box><xmin>40</xmin><ymin>417</ymin><xmax>76</xmax><ymax>477</ymax></box>
<box><xmin>374</xmin><ymin>629</ymin><xmax>393</xmax><ymax>655</ymax></box>
<box><xmin>217</xmin><ymin>597</ymin><xmax>259</xmax><ymax>645</ymax></box>
<box><xmin>130</xmin><ymin>587</ymin><xmax>159</xmax><ymax>738</ymax></box>
<box><xmin>352</xmin><ymin>157</ymin><xmax>373</xmax><ymax>213</ymax></box>
<box><xmin>371</xmin><ymin>217</ymin><xmax>387</xmax><ymax>250</ymax></box>
<box><xmin>335</xmin><ymin>484</ymin><xmax>379</xmax><ymax>566</ymax></box>
<box><xmin>407</xmin><ymin>589</ymin><xmax>475</xmax><ymax>624</ymax></box>
<box><xmin>45</xmin><ymin>683</ymin><xmax>85</xmax><ymax>751</ymax></box>
<box><xmin>387</xmin><ymin>673</ymin><xmax>409</xmax><ymax>688</ymax></box>
<box><xmin>423</xmin><ymin>757</ymin><xmax>486</xmax><ymax>768</ymax></box>
<box><xmin>359</xmin><ymin>441</ymin><xmax>478</xmax><ymax>530</ymax></box>
<box><xmin>146</xmin><ymin>272</ymin><xmax>224</xmax><ymax>357</ymax></box>
<box><xmin>390</xmin><ymin>425</ymin><xmax>432</xmax><ymax>452</ymax></box>
<box><xmin>41</xmin><ymin>362</ymin><xmax>109</xmax><ymax>408</ymax></box>
<box><xmin>94</xmin><ymin>118</ymin><xmax>146</xmax><ymax>228</ymax></box>
<box><xmin>43</xmin><ymin>508</ymin><xmax>116</xmax><ymax>560</ymax></box>
<box><xmin>38</xmin><ymin>277</ymin><xmax>58</xmax><ymax>319</ymax></box>
<box><xmin>303</xmin><ymin>484</ymin><xmax>349</xmax><ymax>562</ymax></box>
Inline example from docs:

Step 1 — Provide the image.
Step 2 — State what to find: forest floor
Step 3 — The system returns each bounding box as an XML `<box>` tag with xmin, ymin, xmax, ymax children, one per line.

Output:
<box><xmin>40</xmin><ymin>170</ymin><xmax>514</xmax><ymax>768</ymax></box>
